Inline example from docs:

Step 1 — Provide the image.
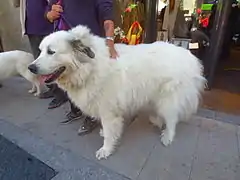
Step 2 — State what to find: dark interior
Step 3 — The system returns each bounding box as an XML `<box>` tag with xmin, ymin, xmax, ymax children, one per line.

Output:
<box><xmin>202</xmin><ymin>0</ymin><xmax>240</xmax><ymax>115</ymax></box>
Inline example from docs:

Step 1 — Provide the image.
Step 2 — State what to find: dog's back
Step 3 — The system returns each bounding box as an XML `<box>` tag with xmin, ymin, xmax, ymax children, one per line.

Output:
<box><xmin>0</xmin><ymin>50</ymin><xmax>35</xmax><ymax>80</ymax></box>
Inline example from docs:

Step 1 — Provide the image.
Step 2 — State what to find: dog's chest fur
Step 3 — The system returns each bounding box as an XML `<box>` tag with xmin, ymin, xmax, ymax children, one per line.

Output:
<box><xmin>57</xmin><ymin>72</ymin><xmax>109</xmax><ymax>118</ymax></box>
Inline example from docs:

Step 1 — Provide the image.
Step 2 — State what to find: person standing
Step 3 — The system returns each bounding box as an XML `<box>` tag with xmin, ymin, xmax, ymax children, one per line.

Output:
<box><xmin>46</xmin><ymin>0</ymin><xmax>118</xmax><ymax>135</ymax></box>
<box><xmin>13</xmin><ymin>0</ymin><xmax>53</xmax><ymax>59</ymax></box>
<box><xmin>13</xmin><ymin>0</ymin><xmax>55</xmax><ymax>98</ymax></box>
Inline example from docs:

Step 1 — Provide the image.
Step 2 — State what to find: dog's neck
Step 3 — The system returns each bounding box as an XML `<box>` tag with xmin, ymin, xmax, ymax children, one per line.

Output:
<box><xmin>57</xmin><ymin>63</ymin><xmax>92</xmax><ymax>91</ymax></box>
<box><xmin>56</xmin><ymin>60</ymin><xmax>113</xmax><ymax>116</ymax></box>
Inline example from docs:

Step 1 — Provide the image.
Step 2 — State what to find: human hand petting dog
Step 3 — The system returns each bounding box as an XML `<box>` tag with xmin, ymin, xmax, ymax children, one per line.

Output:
<box><xmin>104</xmin><ymin>20</ymin><xmax>119</xmax><ymax>60</ymax></box>
<box><xmin>106</xmin><ymin>39</ymin><xmax>119</xmax><ymax>59</ymax></box>
<box><xmin>46</xmin><ymin>2</ymin><xmax>63</xmax><ymax>22</ymax></box>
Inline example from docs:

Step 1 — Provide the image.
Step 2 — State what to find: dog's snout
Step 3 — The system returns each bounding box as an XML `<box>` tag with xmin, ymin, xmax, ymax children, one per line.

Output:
<box><xmin>28</xmin><ymin>64</ymin><xmax>38</xmax><ymax>74</ymax></box>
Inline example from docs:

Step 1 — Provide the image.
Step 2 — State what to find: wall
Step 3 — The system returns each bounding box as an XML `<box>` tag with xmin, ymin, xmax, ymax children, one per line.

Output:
<box><xmin>0</xmin><ymin>0</ymin><xmax>31</xmax><ymax>52</ymax></box>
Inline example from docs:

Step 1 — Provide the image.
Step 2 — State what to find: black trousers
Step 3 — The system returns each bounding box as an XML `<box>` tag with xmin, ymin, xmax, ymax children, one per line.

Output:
<box><xmin>28</xmin><ymin>35</ymin><xmax>45</xmax><ymax>59</ymax></box>
<box><xmin>51</xmin><ymin>84</ymin><xmax>80</xmax><ymax>114</ymax></box>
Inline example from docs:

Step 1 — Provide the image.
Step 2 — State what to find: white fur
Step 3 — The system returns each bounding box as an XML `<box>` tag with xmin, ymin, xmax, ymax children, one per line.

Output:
<box><xmin>0</xmin><ymin>50</ymin><xmax>41</xmax><ymax>96</ymax></box>
<box><xmin>31</xmin><ymin>25</ymin><xmax>206</xmax><ymax>160</ymax></box>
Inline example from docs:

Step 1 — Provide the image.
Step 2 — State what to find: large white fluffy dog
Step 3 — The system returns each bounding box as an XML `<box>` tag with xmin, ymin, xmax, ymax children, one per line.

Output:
<box><xmin>0</xmin><ymin>50</ymin><xmax>41</xmax><ymax>96</ymax></box>
<box><xmin>28</xmin><ymin>25</ymin><xmax>206</xmax><ymax>160</ymax></box>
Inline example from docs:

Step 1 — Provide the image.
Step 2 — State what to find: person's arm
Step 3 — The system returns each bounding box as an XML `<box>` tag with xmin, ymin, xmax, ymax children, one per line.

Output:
<box><xmin>97</xmin><ymin>0</ymin><xmax>118</xmax><ymax>58</ymax></box>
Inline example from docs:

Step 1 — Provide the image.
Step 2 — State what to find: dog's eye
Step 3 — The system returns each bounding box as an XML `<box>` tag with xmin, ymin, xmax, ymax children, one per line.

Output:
<box><xmin>47</xmin><ymin>49</ymin><xmax>55</xmax><ymax>55</ymax></box>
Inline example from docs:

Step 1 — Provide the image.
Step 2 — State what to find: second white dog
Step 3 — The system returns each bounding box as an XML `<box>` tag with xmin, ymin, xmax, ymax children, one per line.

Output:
<box><xmin>0</xmin><ymin>50</ymin><xmax>41</xmax><ymax>96</ymax></box>
<box><xmin>29</xmin><ymin>25</ymin><xmax>206</xmax><ymax>160</ymax></box>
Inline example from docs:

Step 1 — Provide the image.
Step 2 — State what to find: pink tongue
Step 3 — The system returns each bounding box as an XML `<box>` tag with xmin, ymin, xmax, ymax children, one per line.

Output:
<box><xmin>39</xmin><ymin>75</ymin><xmax>53</xmax><ymax>84</ymax></box>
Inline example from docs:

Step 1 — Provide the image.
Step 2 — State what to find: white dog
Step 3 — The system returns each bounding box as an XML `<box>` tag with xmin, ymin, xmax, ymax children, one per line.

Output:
<box><xmin>0</xmin><ymin>50</ymin><xmax>41</xmax><ymax>96</ymax></box>
<box><xmin>29</xmin><ymin>25</ymin><xmax>206</xmax><ymax>160</ymax></box>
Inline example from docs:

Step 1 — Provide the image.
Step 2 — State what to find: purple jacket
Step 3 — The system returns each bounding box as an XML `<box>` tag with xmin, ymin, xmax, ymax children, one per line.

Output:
<box><xmin>48</xmin><ymin>0</ymin><xmax>113</xmax><ymax>37</ymax></box>
<box><xmin>25</xmin><ymin>0</ymin><xmax>53</xmax><ymax>35</ymax></box>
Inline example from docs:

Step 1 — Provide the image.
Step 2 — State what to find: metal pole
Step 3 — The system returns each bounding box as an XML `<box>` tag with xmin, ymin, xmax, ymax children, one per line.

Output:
<box><xmin>205</xmin><ymin>0</ymin><xmax>232</xmax><ymax>89</ymax></box>
<box><xmin>144</xmin><ymin>0</ymin><xmax>158</xmax><ymax>43</ymax></box>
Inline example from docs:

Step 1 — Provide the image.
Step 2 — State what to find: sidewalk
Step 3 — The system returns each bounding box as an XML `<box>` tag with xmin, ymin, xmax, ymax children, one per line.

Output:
<box><xmin>0</xmin><ymin>77</ymin><xmax>239</xmax><ymax>180</ymax></box>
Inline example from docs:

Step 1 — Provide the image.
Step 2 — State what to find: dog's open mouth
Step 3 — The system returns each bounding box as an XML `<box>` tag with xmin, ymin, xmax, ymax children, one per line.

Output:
<box><xmin>40</xmin><ymin>66</ymin><xmax>66</xmax><ymax>83</ymax></box>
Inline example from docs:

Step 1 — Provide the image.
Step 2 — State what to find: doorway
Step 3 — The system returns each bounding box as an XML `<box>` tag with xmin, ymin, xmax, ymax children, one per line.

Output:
<box><xmin>0</xmin><ymin>37</ymin><xmax>3</xmax><ymax>52</ymax></box>
<box><xmin>203</xmin><ymin>0</ymin><xmax>240</xmax><ymax>115</ymax></box>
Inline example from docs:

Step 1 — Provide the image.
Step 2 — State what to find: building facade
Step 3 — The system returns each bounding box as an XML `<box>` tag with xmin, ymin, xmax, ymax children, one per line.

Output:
<box><xmin>0</xmin><ymin>0</ymin><xmax>31</xmax><ymax>52</ymax></box>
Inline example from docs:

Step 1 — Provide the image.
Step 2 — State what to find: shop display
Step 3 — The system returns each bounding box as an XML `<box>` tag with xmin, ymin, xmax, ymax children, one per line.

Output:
<box><xmin>114</xmin><ymin>0</ymin><xmax>145</xmax><ymax>45</ymax></box>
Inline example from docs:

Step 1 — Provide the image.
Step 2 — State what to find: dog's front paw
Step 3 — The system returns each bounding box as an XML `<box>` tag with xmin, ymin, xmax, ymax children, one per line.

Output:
<box><xmin>34</xmin><ymin>92</ymin><xmax>40</xmax><ymax>97</ymax></box>
<box><xmin>28</xmin><ymin>89</ymin><xmax>35</xmax><ymax>94</ymax></box>
<box><xmin>160</xmin><ymin>130</ymin><xmax>173</xmax><ymax>146</ymax></box>
<box><xmin>99</xmin><ymin>129</ymin><xmax>104</xmax><ymax>137</ymax></box>
<box><xmin>96</xmin><ymin>147</ymin><xmax>112</xmax><ymax>160</ymax></box>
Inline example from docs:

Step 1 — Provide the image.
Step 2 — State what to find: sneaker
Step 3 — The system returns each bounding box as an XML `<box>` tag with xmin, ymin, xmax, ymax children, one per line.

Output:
<box><xmin>48</xmin><ymin>98</ymin><xmax>68</xmax><ymax>109</ymax></box>
<box><xmin>39</xmin><ymin>90</ymin><xmax>54</xmax><ymax>99</ymax></box>
<box><xmin>60</xmin><ymin>111</ymin><xmax>85</xmax><ymax>124</ymax></box>
<box><xmin>78</xmin><ymin>116</ymin><xmax>99</xmax><ymax>136</ymax></box>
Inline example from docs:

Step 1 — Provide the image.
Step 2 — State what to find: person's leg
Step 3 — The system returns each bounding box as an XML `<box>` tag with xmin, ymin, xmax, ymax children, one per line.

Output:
<box><xmin>48</xmin><ymin>84</ymin><xmax>68</xmax><ymax>109</ymax></box>
<box><xmin>61</xmin><ymin>100</ymin><xmax>99</xmax><ymax>134</ymax></box>
<box><xmin>28</xmin><ymin>35</ymin><xmax>43</xmax><ymax>59</ymax></box>
<box><xmin>77</xmin><ymin>115</ymin><xmax>99</xmax><ymax>136</ymax></box>
<box><xmin>61</xmin><ymin>101</ymin><xmax>85</xmax><ymax>124</ymax></box>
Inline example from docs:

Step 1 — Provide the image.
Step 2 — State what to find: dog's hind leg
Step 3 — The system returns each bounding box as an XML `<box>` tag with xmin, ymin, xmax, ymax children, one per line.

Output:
<box><xmin>159</xmin><ymin>112</ymin><xmax>178</xmax><ymax>147</ymax></box>
<box><xmin>155</xmin><ymin>100</ymin><xmax>179</xmax><ymax>147</ymax></box>
<box><xmin>96</xmin><ymin>116</ymin><xmax>124</xmax><ymax>160</ymax></box>
<box><xmin>149</xmin><ymin>116</ymin><xmax>164</xmax><ymax>130</ymax></box>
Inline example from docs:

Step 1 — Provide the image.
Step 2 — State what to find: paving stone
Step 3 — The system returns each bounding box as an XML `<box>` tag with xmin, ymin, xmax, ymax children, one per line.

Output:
<box><xmin>215</xmin><ymin>112</ymin><xmax>240</xmax><ymax>126</ymax></box>
<box><xmin>52</xmin><ymin>169</ymin><xmax>130</xmax><ymax>180</ymax></box>
<box><xmin>98</xmin><ymin>118</ymin><xmax>158</xmax><ymax>179</ymax></box>
<box><xmin>0</xmin><ymin>77</ymin><xmax>48</xmax><ymax>125</ymax></box>
<box><xmin>35</xmin><ymin>114</ymin><xmax>158</xmax><ymax>179</ymax></box>
<box><xmin>197</xmin><ymin>108</ymin><xmax>215</xmax><ymax>119</ymax></box>
<box><xmin>138</xmin><ymin>121</ymin><xmax>200</xmax><ymax>180</ymax></box>
<box><xmin>188</xmin><ymin>116</ymin><xmax>203</xmax><ymax>127</ymax></box>
<box><xmin>16</xmin><ymin>104</ymin><xmax>157</xmax><ymax>179</ymax></box>
<box><xmin>0</xmin><ymin>119</ymin><xmax>130</xmax><ymax>180</ymax></box>
<box><xmin>190</xmin><ymin>119</ymin><xmax>239</xmax><ymax>180</ymax></box>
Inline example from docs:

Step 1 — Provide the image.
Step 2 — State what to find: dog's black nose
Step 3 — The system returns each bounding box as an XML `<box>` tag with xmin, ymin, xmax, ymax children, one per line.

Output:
<box><xmin>28</xmin><ymin>64</ymin><xmax>38</xmax><ymax>74</ymax></box>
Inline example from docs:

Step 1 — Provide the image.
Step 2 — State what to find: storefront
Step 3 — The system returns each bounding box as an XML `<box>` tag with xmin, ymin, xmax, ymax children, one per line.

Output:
<box><xmin>114</xmin><ymin>0</ymin><xmax>240</xmax><ymax>115</ymax></box>
<box><xmin>114</xmin><ymin>0</ymin><xmax>238</xmax><ymax>88</ymax></box>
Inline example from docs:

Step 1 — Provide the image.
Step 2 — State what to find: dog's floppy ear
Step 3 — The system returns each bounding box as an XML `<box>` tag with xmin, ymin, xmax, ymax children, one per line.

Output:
<box><xmin>70</xmin><ymin>39</ymin><xmax>95</xmax><ymax>59</ymax></box>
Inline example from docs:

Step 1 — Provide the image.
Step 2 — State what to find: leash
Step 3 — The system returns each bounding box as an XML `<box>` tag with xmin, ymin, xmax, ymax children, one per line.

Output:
<box><xmin>53</xmin><ymin>0</ymin><xmax>73</xmax><ymax>31</ymax></box>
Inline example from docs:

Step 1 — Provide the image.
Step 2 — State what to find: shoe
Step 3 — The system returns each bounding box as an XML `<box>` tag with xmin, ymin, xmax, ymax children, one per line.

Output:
<box><xmin>60</xmin><ymin>111</ymin><xmax>85</xmax><ymax>124</ymax></box>
<box><xmin>48</xmin><ymin>98</ymin><xmax>68</xmax><ymax>109</ymax></box>
<box><xmin>39</xmin><ymin>90</ymin><xmax>54</xmax><ymax>99</ymax></box>
<box><xmin>78</xmin><ymin>116</ymin><xmax>99</xmax><ymax>136</ymax></box>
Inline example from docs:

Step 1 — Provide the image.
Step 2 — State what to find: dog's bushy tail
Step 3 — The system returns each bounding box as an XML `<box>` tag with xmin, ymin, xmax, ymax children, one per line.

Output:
<box><xmin>158</xmin><ymin>74</ymin><xmax>206</xmax><ymax>123</ymax></box>
<box><xmin>177</xmin><ymin>75</ymin><xmax>206</xmax><ymax>122</ymax></box>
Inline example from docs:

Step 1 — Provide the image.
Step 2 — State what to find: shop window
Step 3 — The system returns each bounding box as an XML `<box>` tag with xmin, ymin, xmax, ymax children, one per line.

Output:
<box><xmin>113</xmin><ymin>0</ymin><xmax>145</xmax><ymax>45</ymax></box>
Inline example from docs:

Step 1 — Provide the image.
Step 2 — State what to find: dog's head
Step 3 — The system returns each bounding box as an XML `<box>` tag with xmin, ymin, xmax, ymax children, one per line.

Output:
<box><xmin>28</xmin><ymin>26</ymin><xmax>95</xmax><ymax>84</ymax></box>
